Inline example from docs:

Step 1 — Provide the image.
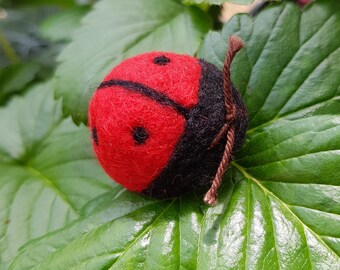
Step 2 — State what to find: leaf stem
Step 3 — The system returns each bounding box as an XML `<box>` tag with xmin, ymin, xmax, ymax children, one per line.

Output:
<box><xmin>0</xmin><ymin>30</ymin><xmax>19</xmax><ymax>64</ymax></box>
<box><xmin>232</xmin><ymin>162</ymin><xmax>270</xmax><ymax>194</ymax></box>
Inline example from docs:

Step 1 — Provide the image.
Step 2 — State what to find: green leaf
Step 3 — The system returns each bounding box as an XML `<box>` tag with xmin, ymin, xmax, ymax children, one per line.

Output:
<box><xmin>8</xmin><ymin>1</ymin><xmax>340</xmax><ymax>269</ymax></box>
<box><xmin>0</xmin><ymin>82</ymin><xmax>114</xmax><ymax>268</ymax></box>
<box><xmin>39</xmin><ymin>7</ymin><xmax>89</xmax><ymax>42</ymax></box>
<box><xmin>198</xmin><ymin>0</ymin><xmax>340</xmax><ymax>128</ymax></box>
<box><xmin>54</xmin><ymin>0</ymin><xmax>211</xmax><ymax>125</ymax></box>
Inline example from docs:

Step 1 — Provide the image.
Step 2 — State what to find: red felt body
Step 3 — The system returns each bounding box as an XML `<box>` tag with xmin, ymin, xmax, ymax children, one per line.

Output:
<box><xmin>89</xmin><ymin>52</ymin><xmax>202</xmax><ymax>191</ymax></box>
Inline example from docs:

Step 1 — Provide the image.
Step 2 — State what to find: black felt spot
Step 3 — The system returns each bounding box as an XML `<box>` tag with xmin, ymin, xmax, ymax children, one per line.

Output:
<box><xmin>132</xmin><ymin>127</ymin><xmax>149</xmax><ymax>145</ymax></box>
<box><xmin>92</xmin><ymin>127</ymin><xmax>99</xmax><ymax>146</ymax></box>
<box><xmin>153</xmin><ymin>55</ymin><xmax>171</xmax><ymax>65</ymax></box>
<box><xmin>142</xmin><ymin>59</ymin><xmax>248</xmax><ymax>199</ymax></box>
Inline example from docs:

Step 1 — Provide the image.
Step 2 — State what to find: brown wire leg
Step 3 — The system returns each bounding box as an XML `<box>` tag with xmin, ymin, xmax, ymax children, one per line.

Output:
<box><xmin>204</xmin><ymin>35</ymin><xmax>244</xmax><ymax>206</ymax></box>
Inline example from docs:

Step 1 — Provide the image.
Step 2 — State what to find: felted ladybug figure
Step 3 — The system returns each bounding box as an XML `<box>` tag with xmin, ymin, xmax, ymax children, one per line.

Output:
<box><xmin>89</xmin><ymin>36</ymin><xmax>247</xmax><ymax>205</ymax></box>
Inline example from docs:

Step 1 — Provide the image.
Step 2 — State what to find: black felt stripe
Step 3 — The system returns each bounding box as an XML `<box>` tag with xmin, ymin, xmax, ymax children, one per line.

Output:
<box><xmin>98</xmin><ymin>80</ymin><xmax>190</xmax><ymax>119</ymax></box>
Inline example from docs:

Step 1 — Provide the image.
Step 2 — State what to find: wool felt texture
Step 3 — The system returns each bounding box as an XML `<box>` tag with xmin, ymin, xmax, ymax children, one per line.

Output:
<box><xmin>88</xmin><ymin>52</ymin><xmax>248</xmax><ymax>198</ymax></box>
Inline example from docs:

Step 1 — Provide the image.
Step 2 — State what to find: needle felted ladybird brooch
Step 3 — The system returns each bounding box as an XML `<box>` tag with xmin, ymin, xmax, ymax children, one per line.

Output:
<box><xmin>89</xmin><ymin>36</ymin><xmax>248</xmax><ymax>205</ymax></box>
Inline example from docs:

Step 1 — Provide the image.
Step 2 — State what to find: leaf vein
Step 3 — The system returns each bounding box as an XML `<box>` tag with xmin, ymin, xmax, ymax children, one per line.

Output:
<box><xmin>243</xmin><ymin>149</ymin><xmax>340</xmax><ymax>169</ymax></box>
<box><xmin>26</xmin><ymin>165</ymin><xmax>78</xmax><ymax>215</ymax></box>
<box><xmin>108</xmin><ymin>200</ymin><xmax>176</xmax><ymax>268</ymax></box>
<box><xmin>233</xmin><ymin>163</ymin><xmax>340</xmax><ymax>259</ymax></box>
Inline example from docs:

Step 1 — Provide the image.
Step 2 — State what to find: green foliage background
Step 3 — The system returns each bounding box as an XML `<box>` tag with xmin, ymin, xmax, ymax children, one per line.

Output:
<box><xmin>0</xmin><ymin>0</ymin><xmax>339</xmax><ymax>269</ymax></box>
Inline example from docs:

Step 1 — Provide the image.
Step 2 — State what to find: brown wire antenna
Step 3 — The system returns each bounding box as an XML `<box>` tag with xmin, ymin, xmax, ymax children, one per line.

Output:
<box><xmin>204</xmin><ymin>35</ymin><xmax>244</xmax><ymax>206</ymax></box>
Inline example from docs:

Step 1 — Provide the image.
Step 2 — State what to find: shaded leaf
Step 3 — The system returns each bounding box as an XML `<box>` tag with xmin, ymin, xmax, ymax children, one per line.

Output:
<box><xmin>0</xmin><ymin>8</ymin><xmax>54</xmax><ymax>65</ymax></box>
<box><xmin>0</xmin><ymin>8</ymin><xmax>64</xmax><ymax>79</ymax></box>
<box><xmin>0</xmin><ymin>62</ymin><xmax>39</xmax><ymax>105</ymax></box>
